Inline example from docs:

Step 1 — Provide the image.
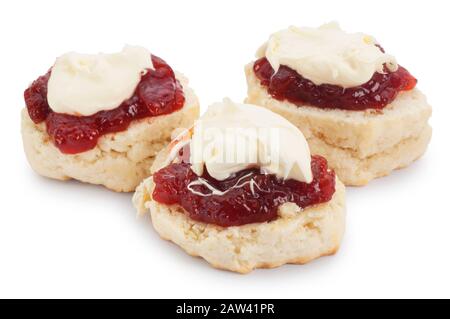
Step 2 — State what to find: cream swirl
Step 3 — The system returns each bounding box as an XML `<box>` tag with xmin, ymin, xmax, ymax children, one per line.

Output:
<box><xmin>47</xmin><ymin>45</ymin><xmax>153</xmax><ymax>116</ymax></box>
<box><xmin>257</xmin><ymin>22</ymin><xmax>398</xmax><ymax>88</ymax></box>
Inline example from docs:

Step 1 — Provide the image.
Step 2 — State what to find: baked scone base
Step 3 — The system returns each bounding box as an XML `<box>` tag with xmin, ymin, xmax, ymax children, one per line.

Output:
<box><xmin>133</xmin><ymin>153</ymin><xmax>346</xmax><ymax>273</ymax></box>
<box><xmin>21</xmin><ymin>77</ymin><xmax>199</xmax><ymax>192</ymax></box>
<box><xmin>308</xmin><ymin>124</ymin><xmax>431</xmax><ymax>186</ymax></box>
<box><xmin>245</xmin><ymin>63</ymin><xmax>432</xmax><ymax>186</ymax></box>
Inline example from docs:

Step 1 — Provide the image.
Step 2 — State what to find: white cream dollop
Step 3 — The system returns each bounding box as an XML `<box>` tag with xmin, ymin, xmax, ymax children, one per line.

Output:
<box><xmin>187</xmin><ymin>98</ymin><xmax>313</xmax><ymax>183</ymax></box>
<box><xmin>47</xmin><ymin>45</ymin><xmax>153</xmax><ymax>116</ymax></box>
<box><xmin>257</xmin><ymin>22</ymin><xmax>398</xmax><ymax>88</ymax></box>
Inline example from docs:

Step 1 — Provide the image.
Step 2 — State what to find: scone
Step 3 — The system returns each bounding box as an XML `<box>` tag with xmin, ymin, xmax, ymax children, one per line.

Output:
<box><xmin>133</xmin><ymin>99</ymin><xmax>346</xmax><ymax>273</ymax></box>
<box><xmin>22</xmin><ymin>46</ymin><xmax>199</xmax><ymax>192</ymax></box>
<box><xmin>245</xmin><ymin>22</ymin><xmax>432</xmax><ymax>186</ymax></box>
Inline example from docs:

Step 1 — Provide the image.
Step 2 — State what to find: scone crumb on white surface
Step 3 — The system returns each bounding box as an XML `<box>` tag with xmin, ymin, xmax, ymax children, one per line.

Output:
<box><xmin>245</xmin><ymin>63</ymin><xmax>432</xmax><ymax>186</ymax></box>
<box><xmin>21</xmin><ymin>76</ymin><xmax>199</xmax><ymax>192</ymax></box>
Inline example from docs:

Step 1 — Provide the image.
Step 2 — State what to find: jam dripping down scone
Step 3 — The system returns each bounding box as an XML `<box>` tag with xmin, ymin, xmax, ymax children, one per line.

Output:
<box><xmin>22</xmin><ymin>46</ymin><xmax>199</xmax><ymax>192</ymax></box>
<box><xmin>133</xmin><ymin>99</ymin><xmax>345</xmax><ymax>273</ymax></box>
<box><xmin>245</xmin><ymin>23</ymin><xmax>431</xmax><ymax>186</ymax></box>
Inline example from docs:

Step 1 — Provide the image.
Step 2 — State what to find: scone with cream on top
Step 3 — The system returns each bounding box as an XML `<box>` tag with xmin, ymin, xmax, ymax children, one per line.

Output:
<box><xmin>245</xmin><ymin>23</ymin><xmax>431</xmax><ymax>186</ymax></box>
<box><xmin>22</xmin><ymin>46</ymin><xmax>199</xmax><ymax>192</ymax></box>
<box><xmin>133</xmin><ymin>99</ymin><xmax>345</xmax><ymax>273</ymax></box>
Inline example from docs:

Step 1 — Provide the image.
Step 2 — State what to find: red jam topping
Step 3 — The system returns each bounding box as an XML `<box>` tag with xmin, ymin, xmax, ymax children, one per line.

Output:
<box><xmin>24</xmin><ymin>55</ymin><xmax>185</xmax><ymax>154</ymax></box>
<box><xmin>253</xmin><ymin>57</ymin><xmax>417</xmax><ymax>111</ymax></box>
<box><xmin>152</xmin><ymin>155</ymin><xmax>335</xmax><ymax>227</ymax></box>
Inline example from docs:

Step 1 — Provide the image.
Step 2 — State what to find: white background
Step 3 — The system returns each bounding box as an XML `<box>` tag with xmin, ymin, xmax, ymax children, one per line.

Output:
<box><xmin>0</xmin><ymin>0</ymin><xmax>449</xmax><ymax>298</ymax></box>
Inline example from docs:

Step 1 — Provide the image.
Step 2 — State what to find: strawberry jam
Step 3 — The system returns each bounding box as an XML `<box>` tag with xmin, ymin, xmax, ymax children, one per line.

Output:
<box><xmin>253</xmin><ymin>57</ymin><xmax>417</xmax><ymax>110</ymax></box>
<box><xmin>152</xmin><ymin>155</ymin><xmax>335</xmax><ymax>227</ymax></box>
<box><xmin>24</xmin><ymin>55</ymin><xmax>185</xmax><ymax>154</ymax></box>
